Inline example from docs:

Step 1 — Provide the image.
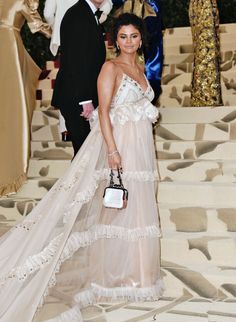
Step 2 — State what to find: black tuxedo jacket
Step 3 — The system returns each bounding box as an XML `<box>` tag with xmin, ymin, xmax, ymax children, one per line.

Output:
<box><xmin>52</xmin><ymin>0</ymin><xmax>106</xmax><ymax>108</ymax></box>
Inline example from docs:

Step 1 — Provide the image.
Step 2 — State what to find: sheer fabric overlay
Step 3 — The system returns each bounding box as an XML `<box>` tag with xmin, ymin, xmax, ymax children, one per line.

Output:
<box><xmin>0</xmin><ymin>73</ymin><xmax>164</xmax><ymax>322</ymax></box>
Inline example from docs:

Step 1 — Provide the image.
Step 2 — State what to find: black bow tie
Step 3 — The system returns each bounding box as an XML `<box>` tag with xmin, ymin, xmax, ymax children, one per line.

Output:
<box><xmin>94</xmin><ymin>9</ymin><xmax>103</xmax><ymax>20</ymax></box>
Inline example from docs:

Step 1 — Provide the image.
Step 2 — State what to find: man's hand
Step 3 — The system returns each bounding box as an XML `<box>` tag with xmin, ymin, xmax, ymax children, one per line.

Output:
<box><xmin>80</xmin><ymin>102</ymin><xmax>94</xmax><ymax>120</ymax></box>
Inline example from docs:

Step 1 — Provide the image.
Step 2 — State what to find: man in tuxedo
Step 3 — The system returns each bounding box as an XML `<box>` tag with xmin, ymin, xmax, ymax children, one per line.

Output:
<box><xmin>51</xmin><ymin>0</ymin><xmax>107</xmax><ymax>156</ymax></box>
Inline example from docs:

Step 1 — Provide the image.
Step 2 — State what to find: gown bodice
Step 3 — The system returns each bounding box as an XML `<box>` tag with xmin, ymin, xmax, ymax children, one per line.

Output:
<box><xmin>112</xmin><ymin>73</ymin><xmax>154</xmax><ymax>105</ymax></box>
<box><xmin>91</xmin><ymin>73</ymin><xmax>159</xmax><ymax>126</ymax></box>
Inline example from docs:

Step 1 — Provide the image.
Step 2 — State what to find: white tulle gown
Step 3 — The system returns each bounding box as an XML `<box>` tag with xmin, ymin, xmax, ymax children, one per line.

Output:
<box><xmin>0</xmin><ymin>74</ymin><xmax>164</xmax><ymax>322</ymax></box>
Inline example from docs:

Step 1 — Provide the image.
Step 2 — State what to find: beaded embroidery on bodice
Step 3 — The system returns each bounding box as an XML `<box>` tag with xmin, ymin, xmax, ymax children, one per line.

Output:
<box><xmin>90</xmin><ymin>73</ymin><xmax>158</xmax><ymax>126</ymax></box>
<box><xmin>111</xmin><ymin>73</ymin><xmax>155</xmax><ymax>106</ymax></box>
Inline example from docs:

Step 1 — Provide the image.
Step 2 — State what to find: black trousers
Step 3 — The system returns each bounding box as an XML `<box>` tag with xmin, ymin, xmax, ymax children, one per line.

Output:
<box><xmin>60</xmin><ymin>100</ymin><xmax>90</xmax><ymax>157</ymax></box>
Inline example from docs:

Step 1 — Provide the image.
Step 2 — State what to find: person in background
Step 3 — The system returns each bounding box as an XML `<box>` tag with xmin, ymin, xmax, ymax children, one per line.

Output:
<box><xmin>0</xmin><ymin>0</ymin><xmax>51</xmax><ymax>196</ymax></box>
<box><xmin>44</xmin><ymin>0</ymin><xmax>113</xmax><ymax>56</ymax></box>
<box><xmin>189</xmin><ymin>0</ymin><xmax>223</xmax><ymax>106</ymax></box>
<box><xmin>44</xmin><ymin>0</ymin><xmax>113</xmax><ymax>142</ymax></box>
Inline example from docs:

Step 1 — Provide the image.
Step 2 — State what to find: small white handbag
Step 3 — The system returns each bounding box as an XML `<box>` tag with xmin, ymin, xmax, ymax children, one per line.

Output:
<box><xmin>103</xmin><ymin>169</ymin><xmax>128</xmax><ymax>209</ymax></box>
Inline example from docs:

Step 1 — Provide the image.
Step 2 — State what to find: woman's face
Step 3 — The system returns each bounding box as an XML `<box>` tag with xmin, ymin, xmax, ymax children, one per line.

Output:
<box><xmin>116</xmin><ymin>24</ymin><xmax>142</xmax><ymax>55</ymax></box>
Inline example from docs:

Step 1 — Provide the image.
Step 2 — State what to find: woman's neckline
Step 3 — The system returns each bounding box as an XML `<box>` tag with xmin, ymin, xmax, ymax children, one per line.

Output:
<box><xmin>112</xmin><ymin>72</ymin><xmax>150</xmax><ymax>102</ymax></box>
<box><xmin>122</xmin><ymin>72</ymin><xmax>149</xmax><ymax>93</ymax></box>
<box><xmin>112</xmin><ymin>60</ymin><xmax>149</xmax><ymax>94</ymax></box>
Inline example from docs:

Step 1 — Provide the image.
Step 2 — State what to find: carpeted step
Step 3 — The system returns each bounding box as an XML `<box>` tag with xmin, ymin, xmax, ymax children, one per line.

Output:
<box><xmin>36</xmin><ymin>296</ymin><xmax>211</xmax><ymax>322</ymax></box>
<box><xmin>38</xmin><ymin>79</ymin><xmax>53</xmax><ymax>90</ymax></box>
<box><xmin>31</xmin><ymin>122</ymin><xmax>236</xmax><ymax>143</ymax></box>
<box><xmin>164</xmin><ymin>33</ymin><xmax>236</xmax><ymax>45</ymax></box>
<box><xmin>27</xmin><ymin>158</ymin><xmax>236</xmax><ymax>184</ymax></box>
<box><xmin>158</xmin><ymin>181</ymin><xmax>236</xmax><ymax>207</ymax></box>
<box><xmin>31</xmin><ymin>141</ymin><xmax>73</xmax><ymax>159</ymax></box>
<box><xmin>15</xmin><ymin>178</ymin><xmax>57</xmax><ymax>199</ymax></box>
<box><xmin>158</xmin><ymin>203</ymin><xmax>236</xmax><ymax>235</ymax></box>
<box><xmin>158</xmin><ymin>106</ymin><xmax>236</xmax><ymax>124</ymax></box>
<box><xmin>28</xmin><ymin>159</ymin><xmax>70</xmax><ymax>178</ymax></box>
<box><xmin>156</xmin><ymin>140</ymin><xmax>236</xmax><ymax>161</ymax></box>
<box><xmin>162</xmin><ymin>61</ymin><xmax>236</xmax><ymax>76</ymax></box>
<box><xmin>161</xmin><ymin>71</ymin><xmax>235</xmax><ymax>85</ymax></box>
<box><xmin>162</xmin><ymin>264</ymin><xmax>236</xmax><ymax>299</ymax></box>
<box><xmin>209</xmin><ymin>301</ymin><xmax>236</xmax><ymax>322</ymax></box>
<box><xmin>32</xmin><ymin>109</ymin><xmax>59</xmax><ymax>126</ymax></box>
<box><xmin>155</xmin><ymin>299</ymin><xmax>210</xmax><ymax>322</ymax></box>
<box><xmin>155</xmin><ymin>122</ymin><xmax>235</xmax><ymax>142</ymax></box>
<box><xmin>31</xmin><ymin>125</ymin><xmax>61</xmax><ymax>141</ymax></box>
<box><xmin>157</xmin><ymin>159</ymin><xmax>236</xmax><ymax>183</ymax></box>
<box><xmin>31</xmin><ymin>119</ymin><xmax>236</xmax><ymax>142</ymax></box>
<box><xmin>150</xmin><ymin>49</ymin><xmax>235</xmax><ymax>65</ymax></box>
<box><xmin>161</xmin><ymin>232</ymin><xmax>236</xmax><ymax>267</ymax></box>
<box><xmin>0</xmin><ymin>197</ymin><xmax>40</xmax><ymax>236</ymax></box>
<box><xmin>164</xmin><ymin>42</ymin><xmax>236</xmax><ymax>55</ymax></box>
<box><xmin>35</xmin><ymin>89</ymin><xmax>53</xmax><ymax>107</ymax></box>
<box><xmin>35</xmin><ymin>102</ymin><xmax>52</xmax><ymax>110</ymax></box>
<box><xmin>160</xmin><ymin>83</ymin><xmax>235</xmax><ymax>99</ymax></box>
<box><xmin>159</xmin><ymin>94</ymin><xmax>236</xmax><ymax>108</ymax></box>
<box><xmin>104</xmin><ymin>299</ymin><xmax>209</xmax><ymax>322</ymax></box>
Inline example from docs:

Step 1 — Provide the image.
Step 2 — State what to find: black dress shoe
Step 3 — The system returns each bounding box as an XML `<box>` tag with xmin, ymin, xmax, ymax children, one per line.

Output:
<box><xmin>61</xmin><ymin>131</ymin><xmax>72</xmax><ymax>142</ymax></box>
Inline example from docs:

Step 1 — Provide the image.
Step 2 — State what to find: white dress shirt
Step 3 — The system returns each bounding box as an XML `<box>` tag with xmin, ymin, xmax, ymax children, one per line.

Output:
<box><xmin>44</xmin><ymin>0</ymin><xmax>78</xmax><ymax>56</ymax></box>
<box><xmin>44</xmin><ymin>0</ymin><xmax>112</xmax><ymax>56</ymax></box>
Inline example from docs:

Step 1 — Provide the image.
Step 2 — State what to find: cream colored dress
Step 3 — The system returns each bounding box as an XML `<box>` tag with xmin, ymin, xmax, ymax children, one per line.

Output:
<box><xmin>0</xmin><ymin>74</ymin><xmax>164</xmax><ymax>322</ymax></box>
<box><xmin>0</xmin><ymin>0</ymin><xmax>51</xmax><ymax>196</ymax></box>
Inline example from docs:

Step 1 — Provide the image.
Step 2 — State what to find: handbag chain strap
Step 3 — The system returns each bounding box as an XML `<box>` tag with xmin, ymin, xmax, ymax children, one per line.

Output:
<box><xmin>110</xmin><ymin>169</ymin><xmax>124</xmax><ymax>187</ymax></box>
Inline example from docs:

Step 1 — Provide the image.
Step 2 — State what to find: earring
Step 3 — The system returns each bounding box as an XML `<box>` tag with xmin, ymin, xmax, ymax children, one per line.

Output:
<box><xmin>139</xmin><ymin>43</ymin><xmax>142</xmax><ymax>49</ymax></box>
<box><xmin>116</xmin><ymin>43</ymin><xmax>120</xmax><ymax>50</ymax></box>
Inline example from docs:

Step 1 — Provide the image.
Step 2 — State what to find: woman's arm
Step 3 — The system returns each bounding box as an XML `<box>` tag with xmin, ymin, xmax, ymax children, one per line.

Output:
<box><xmin>97</xmin><ymin>61</ymin><xmax>122</xmax><ymax>170</ymax></box>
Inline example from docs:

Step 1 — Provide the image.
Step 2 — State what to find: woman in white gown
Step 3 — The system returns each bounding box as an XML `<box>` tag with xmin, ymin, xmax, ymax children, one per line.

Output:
<box><xmin>0</xmin><ymin>13</ymin><xmax>164</xmax><ymax>322</ymax></box>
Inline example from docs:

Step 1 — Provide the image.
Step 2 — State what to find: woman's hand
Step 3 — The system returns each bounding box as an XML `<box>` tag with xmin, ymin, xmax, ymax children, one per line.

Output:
<box><xmin>108</xmin><ymin>151</ymin><xmax>122</xmax><ymax>171</ymax></box>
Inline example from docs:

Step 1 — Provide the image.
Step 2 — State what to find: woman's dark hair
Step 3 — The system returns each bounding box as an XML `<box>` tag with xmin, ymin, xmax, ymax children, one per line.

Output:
<box><xmin>110</xmin><ymin>13</ymin><xmax>147</xmax><ymax>55</ymax></box>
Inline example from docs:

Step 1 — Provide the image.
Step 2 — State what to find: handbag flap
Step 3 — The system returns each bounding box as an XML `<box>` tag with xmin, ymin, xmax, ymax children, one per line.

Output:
<box><xmin>103</xmin><ymin>187</ymin><xmax>124</xmax><ymax>209</ymax></box>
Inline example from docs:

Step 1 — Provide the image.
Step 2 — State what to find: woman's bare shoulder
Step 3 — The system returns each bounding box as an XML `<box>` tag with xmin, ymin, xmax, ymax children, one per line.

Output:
<box><xmin>101</xmin><ymin>60</ymin><xmax>118</xmax><ymax>75</ymax></box>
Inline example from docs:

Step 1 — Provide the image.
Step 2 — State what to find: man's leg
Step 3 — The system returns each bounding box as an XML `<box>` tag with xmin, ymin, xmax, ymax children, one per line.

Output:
<box><xmin>60</xmin><ymin>101</ymin><xmax>90</xmax><ymax>156</ymax></box>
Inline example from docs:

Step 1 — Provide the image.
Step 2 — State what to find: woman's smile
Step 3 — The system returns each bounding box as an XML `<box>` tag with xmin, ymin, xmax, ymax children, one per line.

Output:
<box><xmin>116</xmin><ymin>24</ymin><xmax>142</xmax><ymax>54</ymax></box>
